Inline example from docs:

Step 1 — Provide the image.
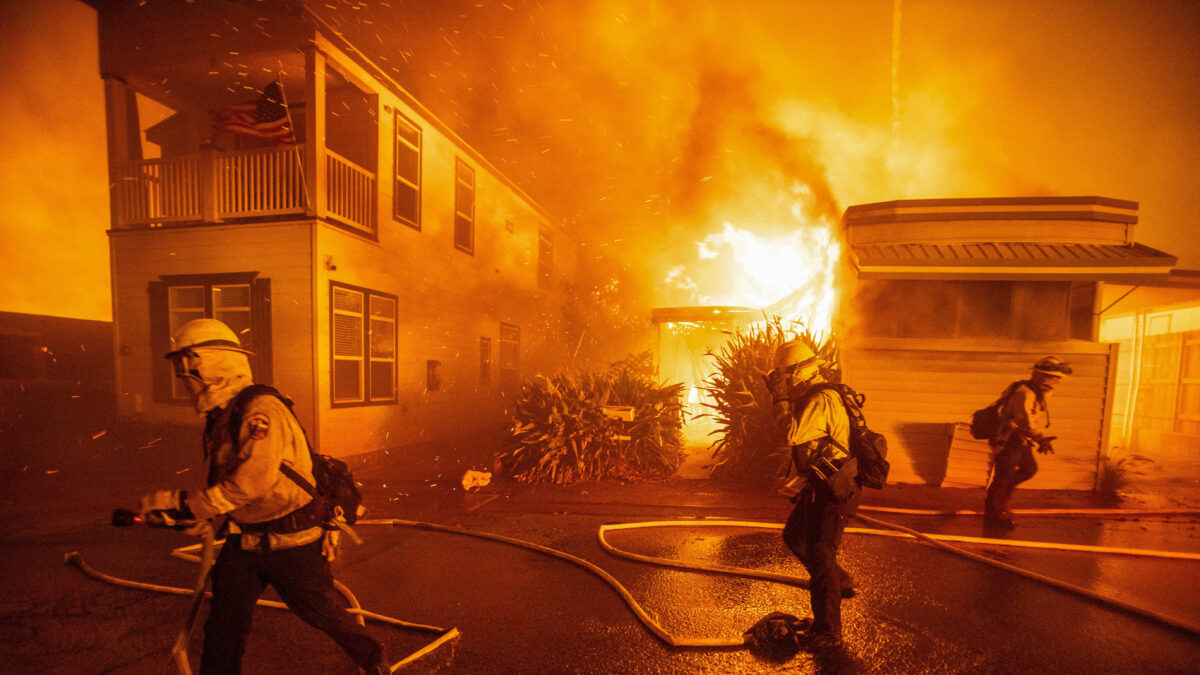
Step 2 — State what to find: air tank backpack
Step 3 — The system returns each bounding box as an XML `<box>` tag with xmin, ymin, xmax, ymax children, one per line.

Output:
<box><xmin>803</xmin><ymin>383</ymin><xmax>891</xmax><ymax>490</ymax></box>
<box><xmin>969</xmin><ymin>380</ymin><xmax>1026</xmax><ymax>440</ymax></box>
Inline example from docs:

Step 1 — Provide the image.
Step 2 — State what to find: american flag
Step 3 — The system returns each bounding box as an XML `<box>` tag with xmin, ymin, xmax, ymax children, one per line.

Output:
<box><xmin>213</xmin><ymin>81</ymin><xmax>296</xmax><ymax>144</ymax></box>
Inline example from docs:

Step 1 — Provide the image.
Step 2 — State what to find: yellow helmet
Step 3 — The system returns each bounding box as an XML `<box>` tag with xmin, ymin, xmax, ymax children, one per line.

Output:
<box><xmin>774</xmin><ymin>340</ymin><xmax>823</xmax><ymax>374</ymax></box>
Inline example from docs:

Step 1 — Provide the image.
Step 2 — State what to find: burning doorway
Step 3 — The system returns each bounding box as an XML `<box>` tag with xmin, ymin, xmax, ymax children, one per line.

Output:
<box><xmin>651</xmin><ymin>306</ymin><xmax>757</xmax><ymax>448</ymax></box>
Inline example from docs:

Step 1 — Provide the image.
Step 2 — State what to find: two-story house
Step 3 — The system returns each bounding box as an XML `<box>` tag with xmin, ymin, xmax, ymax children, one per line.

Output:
<box><xmin>98</xmin><ymin>1</ymin><xmax>578</xmax><ymax>457</ymax></box>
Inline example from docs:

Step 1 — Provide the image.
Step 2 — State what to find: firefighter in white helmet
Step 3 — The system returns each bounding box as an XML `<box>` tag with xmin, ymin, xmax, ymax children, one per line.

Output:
<box><xmin>984</xmin><ymin>356</ymin><xmax>1071</xmax><ymax>529</ymax></box>
<box><xmin>137</xmin><ymin>318</ymin><xmax>386</xmax><ymax>674</ymax></box>
<box><xmin>763</xmin><ymin>339</ymin><xmax>860</xmax><ymax>650</ymax></box>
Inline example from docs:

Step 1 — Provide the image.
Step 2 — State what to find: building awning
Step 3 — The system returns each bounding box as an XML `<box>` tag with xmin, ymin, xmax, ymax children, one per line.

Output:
<box><xmin>650</xmin><ymin>306</ymin><xmax>757</xmax><ymax>324</ymax></box>
<box><xmin>851</xmin><ymin>241</ymin><xmax>1177</xmax><ymax>281</ymax></box>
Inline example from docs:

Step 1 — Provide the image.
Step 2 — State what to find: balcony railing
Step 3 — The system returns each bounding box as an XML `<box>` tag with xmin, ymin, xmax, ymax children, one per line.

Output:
<box><xmin>326</xmin><ymin>150</ymin><xmax>376</xmax><ymax>235</ymax></box>
<box><xmin>114</xmin><ymin>144</ymin><xmax>376</xmax><ymax>234</ymax></box>
<box><xmin>215</xmin><ymin>145</ymin><xmax>306</xmax><ymax>219</ymax></box>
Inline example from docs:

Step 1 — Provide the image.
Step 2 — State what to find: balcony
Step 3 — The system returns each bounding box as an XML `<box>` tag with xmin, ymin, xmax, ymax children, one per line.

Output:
<box><xmin>113</xmin><ymin>144</ymin><xmax>376</xmax><ymax>235</ymax></box>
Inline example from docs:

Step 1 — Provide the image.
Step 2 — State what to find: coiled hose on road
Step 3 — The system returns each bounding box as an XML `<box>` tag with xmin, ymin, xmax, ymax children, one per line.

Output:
<box><xmin>69</xmin><ymin>506</ymin><xmax>1200</xmax><ymax>659</ymax></box>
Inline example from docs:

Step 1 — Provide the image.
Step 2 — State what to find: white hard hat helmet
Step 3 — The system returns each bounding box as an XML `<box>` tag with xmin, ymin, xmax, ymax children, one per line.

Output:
<box><xmin>774</xmin><ymin>340</ymin><xmax>823</xmax><ymax>373</ymax></box>
<box><xmin>165</xmin><ymin>318</ymin><xmax>253</xmax><ymax>359</ymax></box>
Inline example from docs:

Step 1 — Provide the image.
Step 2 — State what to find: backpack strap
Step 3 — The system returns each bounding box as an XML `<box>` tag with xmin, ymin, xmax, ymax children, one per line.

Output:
<box><xmin>225</xmin><ymin>384</ymin><xmax>290</xmax><ymax>443</ymax></box>
<box><xmin>225</xmin><ymin>384</ymin><xmax>322</xmax><ymax>492</ymax></box>
<box><xmin>791</xmin><ymin>383</ymin><xmax>851</xmax><ymax>465</ymax></box>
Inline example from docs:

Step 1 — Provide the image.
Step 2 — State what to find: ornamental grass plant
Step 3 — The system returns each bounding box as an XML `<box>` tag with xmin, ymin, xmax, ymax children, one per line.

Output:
<box><xmin>497</xmin><ymin>353</ymin><xmax>686</xmax><ymax>484</ymax></box>
<box><xmin>704</xmin><ymin>319</ymin><xmax>838</xmax><ymax>481</ymax></box>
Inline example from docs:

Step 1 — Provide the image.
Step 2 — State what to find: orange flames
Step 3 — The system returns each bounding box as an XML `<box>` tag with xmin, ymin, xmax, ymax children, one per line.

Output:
<box><xmin>663</xmin><ymin>214</ymin><xmax>841</xmax><ymax>341</ymax></box>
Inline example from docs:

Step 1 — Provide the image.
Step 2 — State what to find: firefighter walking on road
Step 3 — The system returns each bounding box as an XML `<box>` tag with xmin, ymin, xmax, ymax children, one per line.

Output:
<box><xmin>137</xmin><ymin>318</ymin><xmax>387</xmax><ymax>674</ymax></box>
<box><xmin>984</xmin><ymin>356</ymin><xmax>1072</xmax><ymax>529</ymax></box>
<box><xmin>764</xmin><ymin>340</ymin><xmax>862</xmax><ymax>650</ymax></box>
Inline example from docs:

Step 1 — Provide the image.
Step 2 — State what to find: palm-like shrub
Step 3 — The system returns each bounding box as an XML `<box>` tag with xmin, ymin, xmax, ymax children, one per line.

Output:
<box><xmin>498</xmin><ymin>355</ymin><xmax>685</xmax><ymax>484</ymax></box>
<box><xmin>704</xmin><ymin>319</ymin><xmax>838</xmax><ymax>481</ymax></box>
<box><xmin>1095</xmin><ymin>446</ymin><xmax>1154</xmax><ymax>502</ymax></box>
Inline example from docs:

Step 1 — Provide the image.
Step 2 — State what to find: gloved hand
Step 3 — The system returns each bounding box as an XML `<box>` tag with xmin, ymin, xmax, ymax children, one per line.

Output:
<box><xmin>184</xmin><ymin>517</ymin><xmax>217</xmax><ymax>540</ymax></box>
<box><xmin>762</xmin><ymin>368</ymin><xmax>790</xmax><ymax>401</ymax></box>
<box><xmin>1037</xmin><ymin>439</ymin><xmax>1055</xmax><ymax>455</ymax></box>
<box><xmin>139</xmin><ymin>490</ymin><xmax>193</xmax><ymax>527</ymax></box>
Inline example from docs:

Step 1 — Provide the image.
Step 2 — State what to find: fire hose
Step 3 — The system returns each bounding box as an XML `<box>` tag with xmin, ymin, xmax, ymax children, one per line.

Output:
<box><xmin>72</xmin><ymin>510</ymin><xmax>1200</xmax><ymax>659</ymax></box>
<box><xmin>354</xmin><ymin>511</ymin><xmax>1200</xmax><ymax>648</ymax></box>
<box><xmin>67</xmin><ymin>513</ymin><xmax>460</xmax><ymax>673</ymax></box>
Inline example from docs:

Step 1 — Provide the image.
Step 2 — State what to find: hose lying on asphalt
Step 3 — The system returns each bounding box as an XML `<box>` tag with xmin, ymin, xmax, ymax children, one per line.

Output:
<box><xmin>78</xmin><ymin>511</ymin><xmax>1197</xmax><ymax>656</ymax></box>
<box><xmin>859</xmin><ymin>505</ymin><xmax>1200</xmax><ymax>517</ymax></box>
<box><xmin>599</xmin><ymin>518</ymin><xmax>1200</xmax><ymax>638</ymax></box>
<box><xmin>601</xmin><ymin>518</ymin><xmax>1200</xmax><ymax>562</ymax></box>
<box><xmin>849</xmin><ymin>512</ymin><xmax>1200</xmax><ymax>638</ymax></box>
<box><xmin>64</xmin><ymin>547</ymin><xmax>460</xmax><ymax>672</ymax></box>
<box><xmin>361</xmin><ymin>515</ymin><xmax>1200</xmax><ymax>647</ymax></box>
<box><xmin>362</xmin><ymin>518</ymin><xmax>747</xmax><ymax>647</ymax></box>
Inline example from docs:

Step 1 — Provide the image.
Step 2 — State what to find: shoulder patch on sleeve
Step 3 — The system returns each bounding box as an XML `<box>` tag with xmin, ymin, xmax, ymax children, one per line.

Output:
<box><xmin>245</xmin><ymin>412</ymin><xmax>271</xmax><ymax>440</ymax></box>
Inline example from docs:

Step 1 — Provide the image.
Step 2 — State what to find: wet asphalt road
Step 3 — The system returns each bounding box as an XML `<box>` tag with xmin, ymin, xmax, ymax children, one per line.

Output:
<box><xmin>3</xmin><ymin>473</ymin><xmax>1200</xmax><ymax>674</ymax></box>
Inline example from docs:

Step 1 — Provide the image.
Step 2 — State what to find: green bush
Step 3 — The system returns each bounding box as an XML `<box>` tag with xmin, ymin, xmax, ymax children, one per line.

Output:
<box><xmin>498</xmin><ymin>355</ymin><xmax>685</xmax><ymax>484</ymax></box>
<box><xmin>703</xmin><ymin>320</ymin><xmax>838</xmax><ymax>481</ymax></box>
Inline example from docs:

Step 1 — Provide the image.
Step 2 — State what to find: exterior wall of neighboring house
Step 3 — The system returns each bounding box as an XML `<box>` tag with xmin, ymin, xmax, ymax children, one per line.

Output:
<box><xmin>842</xmin><ymin>338</ymin><xmax>1112</xmax><ymax>490</ymax></box>
<box><xmin>841</xmin><ymin>197</ymin><xmax>1176</xmax><ymax>489</ymax></box>
<box><xmin>1099</xmin><ymin>278</ymin><xmax>1200</xmax><ymax>486</ymax></box>
<box><xmin>100</xmin><ymin>5</ymin><xmax>577</xmax><ymax>459</ymax></box>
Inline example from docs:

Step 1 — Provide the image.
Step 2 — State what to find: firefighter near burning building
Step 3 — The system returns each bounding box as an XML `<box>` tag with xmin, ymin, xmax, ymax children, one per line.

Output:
<box><xmin>982</xmin><ymin>356</ymin><xmax>1073</xmax><ymax>530</ymax></box>
<box><xmin>137</xmin><ymin>318</ymin><xmax>387</xmax><ymax>674</ymax></box>
<box><xmin>762</xmin><ymin>340</ymin><xmax>863</xmax><ymax>650</ymax></box>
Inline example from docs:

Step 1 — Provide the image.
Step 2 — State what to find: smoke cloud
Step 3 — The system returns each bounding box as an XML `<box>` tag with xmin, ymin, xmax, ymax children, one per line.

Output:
<box><xmin>323</xmin><ymin>0</ymin><xmax>1200</xmax><ymax>296</ymax></box>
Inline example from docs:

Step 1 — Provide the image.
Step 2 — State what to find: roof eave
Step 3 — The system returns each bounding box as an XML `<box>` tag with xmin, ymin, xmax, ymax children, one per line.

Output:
<box><xmin>855</xmin><ymin>265</ymin><xmax>1175</xmax><ymax>282</ymax></box>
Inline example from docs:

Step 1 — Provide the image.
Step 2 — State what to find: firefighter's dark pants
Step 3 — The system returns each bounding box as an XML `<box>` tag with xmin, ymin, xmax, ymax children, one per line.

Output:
<box><xmin>200</xmin><ymin>536</ymin><xmax>383</xmax><ymax>674</ymax></box>
<box><xmin>782</xmin><ymin>484</ymin><xmax>853</xmax><ymax>638</ymax></box>
<box><xmin>986</xmin><ymin>436</ymin><xmax>1038</xmax><ymax>516</ymax></box>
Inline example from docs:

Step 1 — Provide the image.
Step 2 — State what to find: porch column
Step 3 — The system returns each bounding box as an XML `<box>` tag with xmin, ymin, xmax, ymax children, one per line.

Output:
<box><xmin>102</xmin><ymin>74</ymin><xmax>141</xmax><ymax>229</ymax></box>
<box><xmin>305</xmin><ymin>47</ymin><xmax>327</xmax><ymax>220</ymax></box>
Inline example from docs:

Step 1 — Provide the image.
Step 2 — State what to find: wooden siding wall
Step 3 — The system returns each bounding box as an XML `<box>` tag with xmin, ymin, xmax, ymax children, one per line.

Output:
<box><xmin>841</xmin><ymin>342</ymin><xmax>1112</xmax><ymax>490</ymax></box>
<box><xmin>109</xmin><ymin>222</ymin><xmax>315</xmax><ymax>429</ymax></box>
<box><xmin>312</xmin><ymin>36</ymin><xmax>578</xmax><ymax>457</ymax></box>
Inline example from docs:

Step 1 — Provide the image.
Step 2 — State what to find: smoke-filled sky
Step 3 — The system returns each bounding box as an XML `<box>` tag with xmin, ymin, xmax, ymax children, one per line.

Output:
<box><xmin>1</xmin><ymin>0</ymin><xmax>1197</xmax><ymax>321</ymax></box>
<box><xmin>318</xmin><ymin>0</ymin><xmax>1200</xmax><ymax>302</ymax></box>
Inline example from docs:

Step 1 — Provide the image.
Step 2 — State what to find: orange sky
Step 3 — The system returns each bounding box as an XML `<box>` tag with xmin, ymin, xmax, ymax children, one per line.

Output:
<box><xmin>2</xmin><ymin>1</ymin><xmax>1198</xmax><ymax>322</ymax></box>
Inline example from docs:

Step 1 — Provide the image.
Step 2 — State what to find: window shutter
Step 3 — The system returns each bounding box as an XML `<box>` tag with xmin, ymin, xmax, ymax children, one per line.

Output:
<box><xmin>148</xmin><ymin>281</ymin><xmax>171</xmax><ymax>403</ymax></box>
<box><xmin>252</xmin><ymin>278</ymin><xmax>273</xmax><ymax>385</ymax></box>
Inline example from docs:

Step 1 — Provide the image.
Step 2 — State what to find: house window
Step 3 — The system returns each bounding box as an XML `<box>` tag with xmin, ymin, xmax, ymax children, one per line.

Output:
<box><xmin>149</xmin><ymin>272</ymin><xmax>271</xmax><ymax>403</ymax></box>
<box><xmin>394</xmin><ymin>111</ymin><xmax>421</xmax><ymax>228</ymax></box>
<box><xmin>454</xmin><ymin>158</ymin><xmax>475</xmax><ymax>254</ymax></box>
<box><xmin>499</xmin><ymin>323</ymin><xmax>520</xmax><ymax>392</ymax></box>
<box><xmin>853</xmin><ymin>280</ymin><xmax>1074</xmax><ymax>341</ymax></box>
<box><xmin>332</xmin><ymin>282</ymin><xmax>396</xmax><ymax>406</ymax></box>
<box><xmin>538</xmin><ymin>225</ymin><xmax>553</xmax><ymax>288</ymax></box>
<box><xmin>480</xmin><ymin>337</ymin><xmax>492</xmax><ymax>385</ymax></box>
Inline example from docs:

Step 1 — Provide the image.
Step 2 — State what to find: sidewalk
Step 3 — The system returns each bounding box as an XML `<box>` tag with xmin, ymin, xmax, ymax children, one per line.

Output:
<box><xmin>347</xmin><ymin>434</ymin><xmax>1200</xmax><ymax>519</ymax></box>
<box><xmin>352</xmin><ymin>462</ymin><xmax>1200</xmax><ymax>523</ymax></box>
